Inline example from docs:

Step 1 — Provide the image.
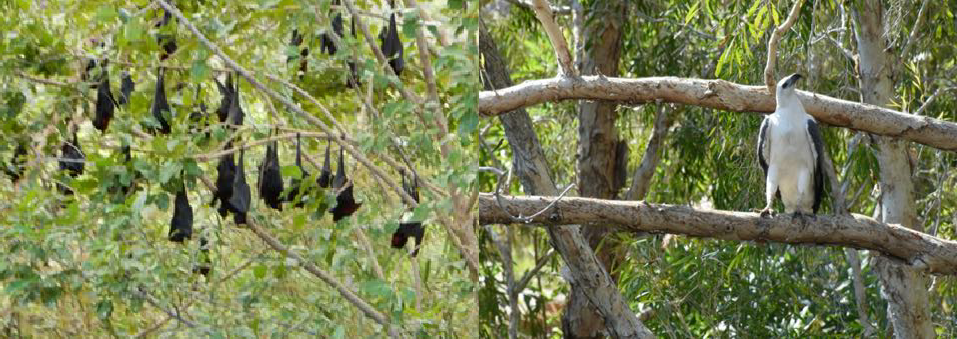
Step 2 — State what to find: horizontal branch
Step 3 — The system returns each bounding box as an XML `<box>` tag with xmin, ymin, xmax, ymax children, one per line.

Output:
<box><xmin>478</xmin><ymin>76</ymin><xmax>957</xmax><ymax>151</ymax></box>
<box><xmin>478</xmin><ymin>193</ymin><xmax>957</xmax><ymax>275</ymax></box>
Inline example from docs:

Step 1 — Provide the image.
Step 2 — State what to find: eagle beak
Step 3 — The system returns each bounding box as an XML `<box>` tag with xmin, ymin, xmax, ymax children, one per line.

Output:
<box><xmin>784</xmin><ymin>73</ymin><xmax>803</xmax><ymax>88</ymax></box>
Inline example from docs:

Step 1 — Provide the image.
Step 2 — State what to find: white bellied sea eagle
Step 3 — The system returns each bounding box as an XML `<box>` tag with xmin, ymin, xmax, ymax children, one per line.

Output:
<box><xmin>757</xmin><ymin>73</ymin><xmax>826</xmax><ymax>217</ymax></box>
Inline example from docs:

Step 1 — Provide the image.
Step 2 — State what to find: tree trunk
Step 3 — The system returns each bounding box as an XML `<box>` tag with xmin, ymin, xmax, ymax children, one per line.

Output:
<box><xmin>567</xmin><ymin>2</ymin><xmax>629</xmax><ymax>338</ymax></box>
<box><xmin>853</xmin><ymin>2</ymin><xmax>934</xmax><ymax>337</ymax></box>
<box><xmin>481</xmin><ymin>18</ymin><xmax>653</xmax><ymax>339</ymax></box>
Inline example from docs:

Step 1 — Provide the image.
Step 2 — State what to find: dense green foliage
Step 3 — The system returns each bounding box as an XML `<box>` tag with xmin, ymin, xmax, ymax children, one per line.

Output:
<box><xmin>480</xmin><ymin>0</ymin><xmax>957</xmax><ymax>337</ymax></box>
<box><xmin>0</xmin><ymin>0</ymin><xmax>478</xmax><ymax>337</ymax></box>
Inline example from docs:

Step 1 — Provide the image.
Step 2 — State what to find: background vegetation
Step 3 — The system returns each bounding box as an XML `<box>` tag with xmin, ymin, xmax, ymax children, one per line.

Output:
<box><xmin>0</xmin><ymin>0</ymin><xmax>478</xmax><ymax>337</ymax></box>
<box><xmin>480</xmin><ymin>0</ymin><xmax>957</xmax><ymax>337</ymax></box>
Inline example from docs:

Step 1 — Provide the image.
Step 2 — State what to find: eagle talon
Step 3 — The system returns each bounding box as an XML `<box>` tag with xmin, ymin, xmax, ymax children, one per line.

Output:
<box><xmin>759</xmin><ymin>208</ymin><xmax>775</xmax><ymax>218</ymax></box>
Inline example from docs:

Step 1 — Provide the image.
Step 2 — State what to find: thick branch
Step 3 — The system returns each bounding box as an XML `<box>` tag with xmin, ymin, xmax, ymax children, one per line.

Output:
<box><xmin>626</xmin><ymin>105</ymin><xmax>673</xmax><ymax>201</ymax></box>
<box><xmin>764</xmin><ymin>0</ymin><xmax>805</xmax><ymax>92</ymax></box>
<box><xmin>529</xmin><ymin>0</ymin><xmax>577</xmax><ymax>76</ymax></box>
<box><xmin>479</xmin><ymin>194</ymin><xmax>957</xmax><ymax>275</ymax></box>
<box><xmin>478</xmin><ymin>76</ymin><xmax>957</xmax><ymax>151</ymax></box>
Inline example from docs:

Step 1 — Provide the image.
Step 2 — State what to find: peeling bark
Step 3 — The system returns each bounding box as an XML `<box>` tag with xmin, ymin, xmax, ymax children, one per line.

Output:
<box><xmin>853</xmin><ymin>1</ymin><xmax>934</xmax><ymax>336</ymax></box>
<box><xmin>478</xmin><ymin>76</ymin><xmax>957</xmax><ymax>151</ymax></box>
<box><xmin>568</xmin><ymin>1</ymin><xmax>629</xmax><ymax>337</ymax></box>
<box><xmin>481</xmin><ymin>19</ymin><xmax>653</xmax><ymax>339</ymax></box>
<box><xmin>479</xmin><ymin>194</ymin><xmax>957</xmax><ymax>275</ymax></box>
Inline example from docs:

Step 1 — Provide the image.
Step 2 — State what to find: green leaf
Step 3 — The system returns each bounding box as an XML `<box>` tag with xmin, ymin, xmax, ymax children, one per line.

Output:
<box><xmin>402</xmin><ymin>11</ymin><xmax>419</xmax><ymax>39</ymax></box>
<box><xmin>685</xmin><ymin>1</ymin><xmax>701</xmax><ymax>25</ymax></box>
<box><xmin>253</xmin><ymin>264</ymin><xmax>267</xmax><ymax>279</ymax></box>
<box><xmin>96</xmin><ymin>299</ymin><xmax>113</xmax><ymax>320</ymax></box>
<box><xmin>190</xmin><ymin>59</ymin><xmax>210</xmax><ymax>83</ymax></box>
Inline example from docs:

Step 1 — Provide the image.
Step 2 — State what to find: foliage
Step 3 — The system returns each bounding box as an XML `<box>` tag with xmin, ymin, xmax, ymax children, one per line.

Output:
<box><xmin>481</xmin><ymin>0</ymin><xmax>957</xmax><ymax>337</ymax></box>
<box><xmin>0</xmin><ymin>0</ymin><xmax>478</xmax><ymax>337</ymax></box>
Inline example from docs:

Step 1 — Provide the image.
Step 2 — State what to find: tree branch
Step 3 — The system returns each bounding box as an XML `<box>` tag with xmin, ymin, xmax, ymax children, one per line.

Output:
<box><xmin>245</xmin><ymin>219</ymin><xmax>401</xmax><ymax>337</ymax></box>
<box><xmin>529</xmin><ymin>0</ymin><xmax>577</xmax><ymax>76</ymax></box>
<box><xmin>625</xmin><ymin>104</ymin><xmax>674</xmax><ymax>201</ymax></box>
<box><xmin>478</xmin><ymin>76</ymin><xmax>957</xmax><ymax>151</ymax></box>
<box><xmin>764</xmin><ymin>0</ymin><xmax>806</xmax><ymax>93</ymax></box>
<box><xmin>479</xmin><ymin>193</ymin><xmax>957</xmax><ymax>275</ymax></box>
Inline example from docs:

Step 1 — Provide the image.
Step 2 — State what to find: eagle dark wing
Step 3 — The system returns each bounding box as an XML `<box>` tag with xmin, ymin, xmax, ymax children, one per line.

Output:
<box><xmin>757</xmin><ymin>116</ymin><xmax>770</xmax><ymax>176</ymax></box>
<box><xmin>806</xmin><ymin>118</ymin><xmax>826</xmax><ymax>214</ymax></box>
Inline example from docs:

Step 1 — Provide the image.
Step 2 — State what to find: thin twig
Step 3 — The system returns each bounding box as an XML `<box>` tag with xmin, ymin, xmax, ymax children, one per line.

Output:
<box><xmin>529</xmin><ymin>0</ymin><xmax>577</xmax><ymax>76</ymax></box>
<box><xmin>899</xmin><ymin>0</ymin><xmax>930</xmax><ymax>60</ymax></box>
<box><xmin>764</xmin><ymin>0</ymin><xmax>806</xmax><ymax>93</ymax></box>
<box><xmin>626</xmin><ymin>104</ymin><xmax>674</xmax><ymax>201</ymax></box>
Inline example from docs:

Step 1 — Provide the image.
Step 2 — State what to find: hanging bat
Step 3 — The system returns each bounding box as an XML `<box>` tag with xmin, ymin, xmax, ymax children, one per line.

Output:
<box><xmin>329</xmin><ymin>148</ymin><xmax>362</xmax><ymax>221</ymax></box>
<box><xmin>57</xmin><ymin>132</ymin><xmax>85</xmax><ymax>195</ymax></box>
<box><xmin>193</xmin><ymin>235</ymin><xmax>212</xmax><ymax>278</ymax></box>
<box><xmin>212</xmin><ymin>143</ymin><xmax>236</xmax><ymax>217</ymax></box>
<box><xmin>379</xmin><ymin>0</ymin><xmax>404</xmax><ymax>76</ymax></box>
<box><xmin>346</xmin><ymin>17</ymin><xmax>360</xmax><ymax>88</ymax></box>
<box><xmin>259</xmin><ymin>139</ymin><xmax>284</xmax><ymax>211</ymax></box>
<box><xmin>319</xmin><ymin>0</ymin><xmax>343</xmax><ymax>56</ymax></box>
<box><xmin>92</xmin><ymin>65</ymin><xmax>115</xmax><ymax>132</ymax></box>
<box><xmin>117</xmin><ymin>72</ymin><xmax>134</xmax><ymax>107</ymax></box>
<box><xmin>284</xmin><ymin>133</ymin><xmax>313</xmax><ymax>207</ymax></box>
<box><xmin>391</xmin><ymin>172</ymin><xmax>423</xmax><ymax>256</ymax></box>
<box><xmin>156</xmin><ymin>10</ymin><xmax>177</xmax><ymax>60</ymax></box>
<box><xmin>289</xmin><ymin>29</ymin><xmax>310</xmax><ymax>79</ymax></box>
<box><xmin>226</xmin><ymin>75</ymin><xmax>244</xmax><ymax>127</ymax></box>
<box><xmin>108</xmin><ymin>145</ymin><xmax>138</xmax><ymax>196</ymax></box>
<box><xmin>168</xmin><ymin>187</ymin><xmax>193</xmax><ymax>242</ymax></box>
<box><xmin>189</xmin><ymin>86</ymin><xmax>209</xmax><ymax>136</ymax></box>
<box><xmin>229</xmin><ymin>149</ymin><xmax>251</xmax><ymax>224</ymax></box>
<box><xmin>150</xmin><ymin>68</ymin><xmax>172</xmax><ymax>134</ymax></box>
<box><xmin>4</xmin><ymin>142</ymin><xmax>27</xmax><ymax>183</ymax></box>
<box><xmin>214</xmin><ymin>73</ymin><xmax>234</xmax><ymax>123</ymax></box>
<box><xmin>317</xmin><ymin>142</ymin><xmax>332</xmax><ymax>188</ymax></box>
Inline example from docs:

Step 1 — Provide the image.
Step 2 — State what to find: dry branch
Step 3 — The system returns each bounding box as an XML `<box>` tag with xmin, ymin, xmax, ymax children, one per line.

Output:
<box><xmin>478</xmin><ymin>76</ymin><xmax>957</xmax><ymax>151</ymax></box>
<box><xmin>764</xmin><ymin>0</ymin><xmax>805</xmax><ymax>93</ymax></box>
<box><xmin>479</xmin><ymin>194</ymin><xmax>957</xmax><ymax>275</ymax></box>
<box><xmin>529</xmin><ymin>0</ymin><xmax>577</xmax><ymax>76</ymax></box>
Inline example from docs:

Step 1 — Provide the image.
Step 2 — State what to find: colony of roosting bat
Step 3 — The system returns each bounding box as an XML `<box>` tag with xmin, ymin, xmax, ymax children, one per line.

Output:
<box><xmin>3</xmin><ymin>4</ymin><xmax>426</xmax><ymax>280</ymax></box>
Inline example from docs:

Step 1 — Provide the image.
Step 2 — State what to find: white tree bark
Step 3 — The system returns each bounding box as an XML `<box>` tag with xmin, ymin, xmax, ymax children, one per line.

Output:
<box><xmin>479</xmin><ymin>194</ymin><xmax>957</xmax><ymax>275</ymax></box>
<box><xmin>853</xmin><ymin>1</ymin><xmax>934</xmax><ymax>337</ymax></box>
<box><xmin>478</xmin><ymin>76</ymin><xmax>957</xmax><ymax>151</ymax></box>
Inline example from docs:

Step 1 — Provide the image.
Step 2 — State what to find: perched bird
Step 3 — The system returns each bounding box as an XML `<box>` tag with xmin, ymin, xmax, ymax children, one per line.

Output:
<box><xmin>229</xmin><ymin>149</ymin><xmax>251</xmax><ymax>224</ymax></box>
<box><xmin>757</xmin><ymin>73</ymin><xmax>826</xmax><ymax>217</ymax></box>
<box><xmin>317</xmin><ymin>143</ymin><xmax>332</xmax><ymax>188</ymax></box>
<box><xmin>92</xmin><ymin>65</ymin><xmax>115</xmax><ymax>132</ymax></box>
<box><xmin>169</xmin><ymin>187</ymin><xmax>193</xmax><ymax>242</ymax></box>
<box><xmin>329</xmin><ymin>148</ymin><xmax>362</xmax><ymax>221</ymax></box>
<box><xmin>117</xmin><ymin>72</ymin><xmax>135</xmax><ymax>107</ymax></box>
<box><xmin>57</xmin><ymin>132</ymin><xmax>85</xmax><ymax>195</ymax></box>
<box><xmin>4</xmin><ymin>142</ymin><xmax>27</xmax><ymax>183</ymax></box>
<box><xmin>379</xmin><ymin>0</ymin><xmax>404</xmax><ymax>76</ymax></box>
<box><xmin>392</xmin><ymin>172</ymin><xmax>424</xmax><ymax>256</ymax></box>
<box><xmin>150</xmin><ymin>68</ymin><xmax>172</xmax><ymax>134</ymax></box>
<box><xmin>212</xmin><ymin>143</ymin><xmax>236</xmax><ymax>218</ymax></box>
<box><xmin>258</xmin><ymin>140</ymin><xmax>284</xmax><ymax>211</ymax></box>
